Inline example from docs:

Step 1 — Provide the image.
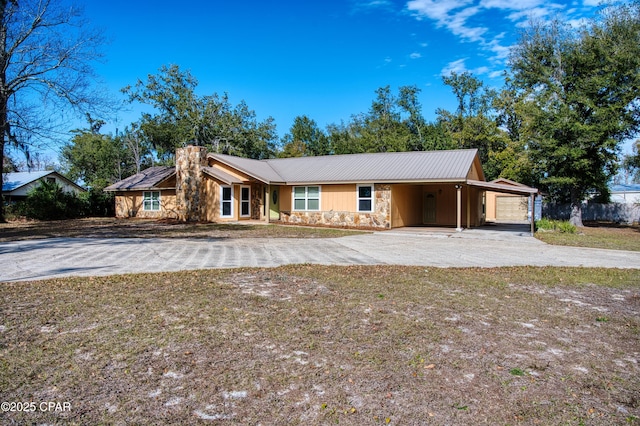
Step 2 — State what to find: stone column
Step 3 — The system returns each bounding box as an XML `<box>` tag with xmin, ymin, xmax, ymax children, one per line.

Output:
<box><xmin>176</xmin><ymin>145</ymin><xmax>208</xmax><ymax>222</ymax></box>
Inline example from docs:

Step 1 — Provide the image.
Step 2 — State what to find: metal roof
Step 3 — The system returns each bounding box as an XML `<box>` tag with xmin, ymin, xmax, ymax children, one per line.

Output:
<box><xmin>208</xmin><ymin>154</ymin><xmax>285</xmax><ymax>184</ymax></box>
<box><xmin>209</xmin><ymin>149</ymin><xmax>480</xmax><ymax>184</ymax></box>
<box><xmin>467</xmin><ymin>179</ymin><xmax>538</xmax><ymax>195</ymax></box>
<box><xmin>611</xmin><ymin>184</ymin><xmax>640</xmax><ymax>192</ymax></box>
<box><xmin>2</xmin><ymin>171</ymin><xmax>85</xmax><ymax>193</ymax></box>
<box><xmin>202</xmin><ymin>167</ymin><xmax>245</xmax><ymax>185</ymax></box>
<box><xmin>3</xmin><ymin>171</ymin><xmax>53</xmax><ymax>192</ymax></box>
<box><xmin>103</xmin><ymin>166</ymin><xmax>175</xmax><ymax>191</ymax></box>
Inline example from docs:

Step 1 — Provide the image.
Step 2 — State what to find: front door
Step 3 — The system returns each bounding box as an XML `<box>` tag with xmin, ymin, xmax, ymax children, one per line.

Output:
<box><xmin>269</xmin><ymin>186</ymin><xmax>280</xmax><ymax>220</ymax></box>
<box><xmin>423</xmin><ymin>193</ymin><xmax>436</xmax><ymax>224</ymax></box>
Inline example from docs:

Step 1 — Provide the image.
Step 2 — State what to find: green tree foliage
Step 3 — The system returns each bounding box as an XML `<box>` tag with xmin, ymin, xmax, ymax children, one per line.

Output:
<box><xmin>508</xmin><ymin>2</ymin><xmax>640</xmax><ymax>225</ymax></box>
<box><xmin>327</xmin><ymin>85</ymin><xmax>437</xmax><ymax>155</ymax></box>
<box><xmin>61</xmin><ymin>119</ymin><xmax>144</xmax><ymax>191</ymax></box>
<box><xmin>622</xmin><ymin>140</ymin><xmax>640</xmax><ymax>183</ymax></box>
<box><xmin>122</xmin><ymin>64</ymin><xmax>278</xmax><ymax>160</ymax></box>
<box><xmin>13</xmin><ymin>180</ymin><xmax>86</xmax><ymax>220</ymax></box>
<box><xmin>0</xmin><ymin>0</ymin><xmax>105</xmax><ymax>222</ymax></box>
<box><xmin>280</xmin><ymin>115</ymin><xmax>330</xmax><ymax>157</ymax></box>
<box><xmin>437</xmin><ymin>72</ymin><xmax>509</xmax><ymax>179</ymax></box>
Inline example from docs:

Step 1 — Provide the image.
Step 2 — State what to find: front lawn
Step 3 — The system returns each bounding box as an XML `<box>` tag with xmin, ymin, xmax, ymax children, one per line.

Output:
<box><xmin>536</xmin><ymin>222</ymin><xmax>640</xmax><ymax>251</ymax></box>
<box><xmin>1</xmin><ymin>266</ymin><xmax>638</xmax><ymax>425</ymax></box>
<box><xmin>0</xmin><ymin>217</ymin><xmax>366</xmax><ymax>242</ymax></box>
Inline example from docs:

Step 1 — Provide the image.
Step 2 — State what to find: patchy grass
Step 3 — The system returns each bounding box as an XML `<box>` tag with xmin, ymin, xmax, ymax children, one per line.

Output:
<box><xmin>536</xmin><ymin>222</ymin><xmax>640</xmax><ymax>251</ymax></box>
<box><xmin>0</xmin><ymin>217</ymin><xmax>366</xmax><ymax>242</ymax></box>
<box><xmin>1</xmin><ymin>265</ymin><xmax>639</xmax><ymax>425</ymax></box>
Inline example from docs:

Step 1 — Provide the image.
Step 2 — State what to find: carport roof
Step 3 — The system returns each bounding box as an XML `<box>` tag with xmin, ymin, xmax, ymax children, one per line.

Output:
<box><xmin>210</xmin><ymin>149</ymin><xmax>483</xmax><ymax>184</ymax></box>
<box><xmin>467</xmin><ymin>179</ymin><xmax>538</xmax><ymax>195</ymax></box>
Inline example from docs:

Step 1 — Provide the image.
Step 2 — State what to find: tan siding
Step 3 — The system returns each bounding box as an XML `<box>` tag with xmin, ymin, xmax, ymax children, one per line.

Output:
<box><xmin>280</xmin><ymin>186</ymin><xmax>292</xmax><ymax>211</ymax></box>
<box><xmin>157</xmin><ymin>175</ymin><xmax>176</xmax><ymax>188</ymax></box>
<box><xmin>321</xmin><ymin>184</ymin><xmax>356</xmax><ymax>211</ymax></box>
<box><xmin>209</xmin><ymin>162</ymin><xmax>251</xmax><ymax>182</ymax></box>
<box><xmin>114</xmin><ymin>190</ymin><xmax>177</xmax><ymax>219</ymax></box>
<box><xmin>467</xmin><ymin>162</ymin><xmax>481</xmax><ymax>180</ymax></box>
<box><xmin>486</xmin><ymin>190</ymin><xmax>497</xmax><ymax>220</ymax></box>
<box><xmin>201</xmin><ymin>176</ymin><xmax>220</xmax><ymax>222</ymax></box>
<box><xmin>391</xmin><ymin>184</ymin><xmax>422</xmax><ymax>227</ymax></box>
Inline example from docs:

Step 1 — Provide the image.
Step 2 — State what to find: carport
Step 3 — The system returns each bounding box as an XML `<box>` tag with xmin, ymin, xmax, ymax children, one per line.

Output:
<box><xmin>466</xmin><ymin>179</ymin><xmax>539</xmax><ymax>235</ymax></box>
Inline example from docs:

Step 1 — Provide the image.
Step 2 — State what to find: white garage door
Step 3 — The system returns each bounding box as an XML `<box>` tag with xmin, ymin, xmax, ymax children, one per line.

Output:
<box><xmin>496</xmin><ymin>196</ymin><xmax>528</xmax><ymax>221</ymax></box>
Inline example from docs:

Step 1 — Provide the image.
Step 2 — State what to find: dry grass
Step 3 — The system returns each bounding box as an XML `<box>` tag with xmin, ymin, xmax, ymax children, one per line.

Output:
<box><xmin>0</xmin><ymin>218</ymin><xmax>366</xmax><ymax>242</ymax></box>
<box><xmin>1</xmin><ymin>266</ymin><xmax>639</xmax><ymax>425</ymax></box>
<box><xmin>536</xmin><ymin>222</ymin><xmax>640</xmax><ymax>252</ymax></box>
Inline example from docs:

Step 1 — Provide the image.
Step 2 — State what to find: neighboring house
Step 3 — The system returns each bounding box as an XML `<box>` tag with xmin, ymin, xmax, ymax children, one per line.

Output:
<box><xmin>610</xmin><ymin>184</ymin><xmax>640</xmax><ymax>204</ymax></box>
<box><xmin>2</xmin><ymin>170</ymin><xmax>86</xmax><ymax>202</ymax></box>
<box><xmin>104</xmin><ymin>145</ymin><xmax>538</xmax><ymax>231</ymax></box>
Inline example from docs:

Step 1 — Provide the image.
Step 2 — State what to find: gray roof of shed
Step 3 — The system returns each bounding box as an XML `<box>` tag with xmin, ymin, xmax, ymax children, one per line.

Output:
<box><xmin>103</xmin><ymin>166</ymin><xmax>175</xmax><ymax>191</ymax></box>
<box><xmin>210</xmin><ymin>149</ymin><xmax>481</xmax><ymax>184</ymax></box>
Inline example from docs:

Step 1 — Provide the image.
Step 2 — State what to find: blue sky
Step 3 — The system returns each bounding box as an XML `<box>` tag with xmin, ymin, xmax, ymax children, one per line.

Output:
<box><xmin>82</xmin><ymin>0</ymin><xmax>607</xmax><ymax>140</ymax></box>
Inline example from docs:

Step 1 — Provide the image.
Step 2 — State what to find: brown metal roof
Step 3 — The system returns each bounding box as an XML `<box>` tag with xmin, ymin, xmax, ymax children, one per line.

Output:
<box><xmin>103</xmin><ymin>167</ymin><xmax>175</xmax><ymax>191</ymax></box>
<box><xmin>209</xmin><ymin>149</ymin><xmax>480</xmax><ymax>184</ymax></box>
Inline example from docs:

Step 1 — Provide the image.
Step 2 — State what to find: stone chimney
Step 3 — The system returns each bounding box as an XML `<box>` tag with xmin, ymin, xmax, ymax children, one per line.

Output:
<box><xmin>176</xmin><ymin>145</ymin><xmax>208</xmax><ymax>221</ymax></box>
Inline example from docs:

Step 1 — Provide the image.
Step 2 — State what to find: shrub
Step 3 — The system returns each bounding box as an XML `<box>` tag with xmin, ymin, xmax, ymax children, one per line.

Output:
<box><xmin>535</xmin><ymin>219</ymin><xmax>577</xmax><ymax>233</ymax></box>
<box><xmin>20</xmin><ymin>180</ymin><xmax>88</xmax><ymax>220</ymax></box>
<box><xmin>535</xmin><ymin>218</ymin><xmax>556</xmax><ymax>231</ymax></box>
<box><xmin>556</xmin><ymin>221</ymin><xmax>577</xmax><ymax>234</ymax></box>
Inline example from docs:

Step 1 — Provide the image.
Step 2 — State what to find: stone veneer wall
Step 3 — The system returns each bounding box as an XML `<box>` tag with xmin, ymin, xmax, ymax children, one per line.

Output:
<box><xmin>176</xmin><ymin>146</ymin><xmax>208</xmax><ymax>221</ymax></box>
<box><xmin>279</xmin><ymin>184</ymin><xmax>391</xmax><ymax>229</ymax></box>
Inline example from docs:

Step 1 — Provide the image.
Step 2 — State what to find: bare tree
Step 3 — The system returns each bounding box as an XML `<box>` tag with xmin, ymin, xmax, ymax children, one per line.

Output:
<box><xmin>0</xmin><ymin>0</ymin><xmax>106</xmax><ymax>221</ymax></box>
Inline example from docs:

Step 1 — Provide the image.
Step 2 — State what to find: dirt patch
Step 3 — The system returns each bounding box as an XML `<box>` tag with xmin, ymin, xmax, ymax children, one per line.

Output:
<box><xmin>0</xmin><ymin>266</ymin><xmax>638</xmax><ymax>425</ymax></box>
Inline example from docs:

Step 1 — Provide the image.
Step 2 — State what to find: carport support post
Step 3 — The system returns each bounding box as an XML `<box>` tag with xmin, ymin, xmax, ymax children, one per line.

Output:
<box><xmin>265</xmin><ymin>186</ymin><xmax>270</xmax><ymax>224</ymax></box>
<box><xmin>530</xmin><ymin>194</ymin><xmax>535</xmax><ymax>236</ymax></box>
<box><xmin>455</xmin><ymin>184</ymin><xmax>463</xmax><ymax>232</ymax></box>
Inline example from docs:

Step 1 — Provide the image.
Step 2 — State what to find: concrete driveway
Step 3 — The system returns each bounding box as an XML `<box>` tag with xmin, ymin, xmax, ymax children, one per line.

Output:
<box><xmin>1</xmin><ymin>225</ymin><xmax>638</xmax><ymax>282</ymax></box>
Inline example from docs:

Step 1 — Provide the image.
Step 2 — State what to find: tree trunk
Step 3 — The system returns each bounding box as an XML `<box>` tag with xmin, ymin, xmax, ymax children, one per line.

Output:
<box><xmin>569</xmin><ymin>187</ymin><xmax>584</xmax><ymax>227</ymax></box>
<box><xmin>0</xmin><ymin>98</ymin><xmax>7</xmax><ymax>223</ymax></box>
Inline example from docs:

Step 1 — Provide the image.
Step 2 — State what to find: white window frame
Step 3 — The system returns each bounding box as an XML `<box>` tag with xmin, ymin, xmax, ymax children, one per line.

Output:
<box><xmin>240</xmin><ymin>185</ymin><xmax>251</xmax><ymax>217</ymax></box>
<box><xmin>292</xmin><ymin>186</ymin><xmax>321</xmax><ymax>211</ymax></box>
<box><xmin>143</xmin><ymin>191</ymin><xmax>161</xmax><ymax>211</ymax></box>
<box><xmin>357</xmin><ymin>184</ymin><xmax>374</xmax><ymax>212</ymax></box>
<box><xmin>220</xmin><ymin>185</ymin><xmax>234</xmax><ymax>218</ymax></box>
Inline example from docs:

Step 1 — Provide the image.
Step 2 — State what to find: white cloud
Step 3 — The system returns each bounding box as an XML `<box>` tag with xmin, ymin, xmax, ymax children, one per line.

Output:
<box><xmin>448</xmin><ymin>6</ymin><xmax>486</xmax><ymax>41</ymax></box>
<box><xmin>407</xmin><ymin>0</ymin><xmax>474</xmax><ymax>22</ymax></box>
<box><xmin>410</xmin><ymin>52</ymin><xmax>422</xmax><ymax>59</ymax></box>
<box><xmin>441</xmin><ymin>58</ymin><xmax>468</xmax><ymax>75</ymax></box>
<box><xmin>582</xmin><ymin>0</ymin><xmax>600</xmax><ymax>6</ymax></box>
<box><xmin>441</xmin><ymin>58</ymin><xmax>493</xmax><ymax>76</ymax></box>
<box><xmin>353</xmin><ymin>0</ymin><xmax>395</xmax><ymax>12</ymax></box>
<box><xmin>479</xmin><ymin>0</ymin><xmax>544</xmax><ymax>10</ymax></box>
<box><xmin>567</xmin><ymin>17</ymin><xmax>590</xmax><ymax>28</ymax></box>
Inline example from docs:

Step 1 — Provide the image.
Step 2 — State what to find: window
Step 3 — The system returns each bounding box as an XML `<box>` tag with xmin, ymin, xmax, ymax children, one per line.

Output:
<box><xmin>143</xmin><ymin>191</ymin><xmax>160</xmax><ymax>211</ymax></box>
<box><xmin>293</xmin><ymin>186</ymin><xmax>320</xmax><ymax>211</ymax></box>
<box><xmin>221</xmin><ymin>186</ymin><xmax>233</xmax><ymax>217</ymax></box>
<box><xmin>240</xmin><ymin>186</ymin><xmax>250</xmax><ymax>217</ymax></box>
<box><xmin>357</xmin><ymin>185</ymin><xmax>374</xmax><ymax>212</ymax></box>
